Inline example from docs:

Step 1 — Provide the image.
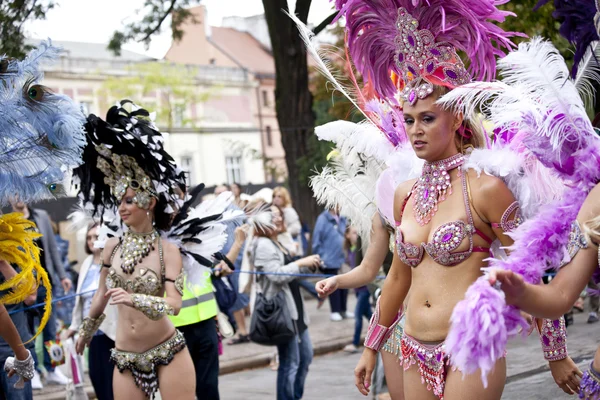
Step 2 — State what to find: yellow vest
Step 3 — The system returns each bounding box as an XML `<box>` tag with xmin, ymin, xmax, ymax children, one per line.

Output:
<box><xmin>169</xmin><ymin>272</ymin><xmax>218</xmax><ymax>327</ymax></box>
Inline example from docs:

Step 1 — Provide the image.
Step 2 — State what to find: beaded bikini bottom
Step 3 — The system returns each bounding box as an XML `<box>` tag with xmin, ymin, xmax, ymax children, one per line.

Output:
<box><xmin>399</xmin><ymin>333</ymin><xmax>449</xmax><ymax>399</ymax></box>
<box><xmin>110</xmin><ymin>330</ymin><xmax>186</xmax><ymax>399</ymax></box>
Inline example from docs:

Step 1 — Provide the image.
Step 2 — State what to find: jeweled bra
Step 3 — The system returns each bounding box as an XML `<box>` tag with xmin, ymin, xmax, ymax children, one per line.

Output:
<box><xmin>395</xmin><ymin>167</ymin><xmax>493</xmax><ymax>267</ymax></box>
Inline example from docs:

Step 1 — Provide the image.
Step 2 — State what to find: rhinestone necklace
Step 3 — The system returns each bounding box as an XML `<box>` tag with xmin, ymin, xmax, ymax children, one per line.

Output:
<box><xmin>412</xmin><ymin>153</ymin><xmax>465</xmax><ymax>226</ymax></box>
<box><xmin>120</xmin><ymin>229</ymin><xmax>159</xmax><ymax>274</ymax></box>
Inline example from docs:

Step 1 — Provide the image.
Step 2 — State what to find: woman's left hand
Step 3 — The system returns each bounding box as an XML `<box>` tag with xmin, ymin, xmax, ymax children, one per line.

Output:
<box><xmin>549</xmin><ymin>357</ymin><xmax>583</xmax><ymax>395</ymax></box>
<box><xmin>105</xmin><ymin>288</ymin><xmax>133</xmax><ymax>307</ymax></box>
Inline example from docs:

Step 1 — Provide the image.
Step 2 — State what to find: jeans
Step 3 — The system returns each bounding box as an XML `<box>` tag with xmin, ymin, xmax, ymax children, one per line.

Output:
<box><xmin>179</xmin><ymin>318</ymin><xmax>220</xmax><ymax>400</ymax></box>
<box><xmin>321</xmin><ymin>269</ymin><xmax>347</xmax><ymax>314</ymax></box>
<box><xmin>89</xmin><ymin>333</ymin><xmax>115</xmax><ymax>400</ymax></box>
<box><xmin>30</xmin><ymin>286</ymin><xmax>57</xmax><ymax>373</ymax></box>
<box><xmin>353</xmin><ymin>291</ymin><xmax>373</xmax><ymax>346</ymax></box>
<box><xmin>293</xmin><ymin>329</ymin><xmax>313</xmax><ymax>400</ymax></box>
<box><xmin>276</xmin><ymin>329</ymin><xmax>313</xmax><ymax>400</ymax></box>
<box><xmin>0</xmin><ymin>365</ymin><xmax>33</xmax><ymax>400</ymax></box>
<box><xmin>297</xmin><ymin>280</ymin><xmax>318</xmax><ymax>300</ymax></box>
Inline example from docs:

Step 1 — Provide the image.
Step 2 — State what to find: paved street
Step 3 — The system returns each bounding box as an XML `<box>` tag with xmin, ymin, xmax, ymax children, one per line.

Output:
<box><xmin>220</xmin><ymin>312</ymin><xmax>599</xmax><ymax>400</ymax></box>
<box><xmin>34</xmin><ymin>297</ymin><xmax>599</xmax><ymax>400</ymax></box>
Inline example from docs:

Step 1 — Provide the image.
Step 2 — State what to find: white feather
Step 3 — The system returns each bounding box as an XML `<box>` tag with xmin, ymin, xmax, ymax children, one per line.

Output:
<box><xmin>574</xmin><ymin>42</ymin><xmax>600</xmax><ymax>112</ymax></box>
<box><xmin>288</xmin><ymin>12</ymin><xmax>372</xmax><ymax>123</ymax></box>
<box><xmin>310</xmin><ymin>151</ymin><xmax>384</xmax><ymax>241</ymax></box>
<box><xmin>315</xmin><ymin>120</ymin><xmax>396</xmax><ymax>161</ymax></box>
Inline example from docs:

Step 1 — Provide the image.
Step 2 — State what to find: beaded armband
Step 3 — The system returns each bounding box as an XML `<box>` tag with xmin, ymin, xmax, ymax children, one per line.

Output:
<box><xmin>364</xmin><ymin>297</ymin><xmax>402</xmax><ymax>352</ymax></box>
<box><xmin>79</xmin><ymin>314</ymin><xmax>106</xmax><ymax>342</ymax></box>
<box><xmin>580</xmin><ymin>362</ymin><xmax>600</xmax><ymax>400</ymax></box>
<box><xmin>3</xmin><ymin>350</ymin><xmax>34</xmax><ymax>389</ymax></box>
<box><xmin>492</xmin><ymin>201</ymin><xmax>522</xmax><ymax>232</ymax></box>
<box><xmin>131</xmin><ymin>293</ymin><xmax>175</xmax><ymax>321</ymax></box>
<box><xmin>560</xmin><ymin>221</ymin><xmax>589</xmax><ymax>268</ymax></box>
<box><xmin>536</xmin><ymin>317</ymin><xmax>568</xmax><ymax>362</ymax></box>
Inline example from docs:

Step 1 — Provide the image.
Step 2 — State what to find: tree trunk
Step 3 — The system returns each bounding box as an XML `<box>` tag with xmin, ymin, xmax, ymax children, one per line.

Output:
<box><xmin>262</xmin><ymin>0</ymin><xmax>320</xmax><ymax>228</ymax></box>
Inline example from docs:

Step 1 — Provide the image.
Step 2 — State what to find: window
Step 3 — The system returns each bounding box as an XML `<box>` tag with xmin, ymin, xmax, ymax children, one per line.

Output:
<box><xmin>262</xmin><ymin>90</ymin><xmax>269</xmax><ymax>107</ymax></box>
<box><xmin>225</xmin><ymin>155</ymin><xmax>243</xmax><ymax>184</ymax></box>
<box><xmin>266</xmin><ymin>126</ymin><xmax>273</xmax><ymax>147</ymax></box>
<box><xmin>181</xmin><ymin>155</ymin><xmax>195</xmax><ymax>185</ymax></box>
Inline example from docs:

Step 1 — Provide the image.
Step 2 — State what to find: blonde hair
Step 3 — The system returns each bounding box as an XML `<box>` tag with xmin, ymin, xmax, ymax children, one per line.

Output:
<box><xmin>273</xmin><ymin>186</ymin><xmax>292</xmax><ymax>208</ymax></box>
<box><xmin>430</xmin><ymin>85</ymin><xmax>486</xmax><ymax>153</ymax></box>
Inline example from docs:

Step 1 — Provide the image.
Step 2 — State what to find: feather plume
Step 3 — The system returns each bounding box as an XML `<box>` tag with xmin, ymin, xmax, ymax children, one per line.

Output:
<box><xmin>337</xmin><ymin>0</ymin><xmax>519</xmax><ymax>100</ymax></box>
<box><xmin>311</xmin><ymin>151</ymin><xmax>384</xmax><ymax>240</ymax></box>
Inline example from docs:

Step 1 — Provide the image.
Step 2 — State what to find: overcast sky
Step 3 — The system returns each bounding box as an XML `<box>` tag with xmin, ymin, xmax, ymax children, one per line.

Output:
<box><xmin>25</xmin><ymin>0</ymin><xmax>335</xmax><ymax>58</ymax></box>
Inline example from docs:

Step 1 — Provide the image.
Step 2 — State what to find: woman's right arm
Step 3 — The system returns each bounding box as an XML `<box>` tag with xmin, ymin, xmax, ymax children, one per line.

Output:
<box><xmin>354</xmin><ymin>183</ymin><xmax>412</xmax><ymax>396</ymax></box>
<box><xmin>316</xmin><ymin>214</ymin><xmax>390</xmax><ymax>296</ymax></box>
<box><xmin>254</xmin><ymin>239</ymin><xmax>320</xmax><ymax>284</ymax></box>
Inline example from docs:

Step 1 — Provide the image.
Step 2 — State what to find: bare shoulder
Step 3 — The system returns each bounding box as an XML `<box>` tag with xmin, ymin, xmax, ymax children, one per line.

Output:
<box><xmin>467</xmin><ymin>169</ymin><xmax>510</xmax><ymax>195</ymax></box>
<box><xmin>393</xmin><ymin>178</ymin><xmax>417</xmax><ymax>222</ymax></box>
<box><xmin>579</xmin><ymin>182</ymin><xmax>600</xmax><ymax>221</ymax></box>
<box><xmin>161</xmin><ymin>239</ymin><xmax>181</xmax><ymax>257</ymax></box>
<box><xmin>102</xmin><ymin>237</ymin><xmax>120</xmax><ymax>262</ymax></box>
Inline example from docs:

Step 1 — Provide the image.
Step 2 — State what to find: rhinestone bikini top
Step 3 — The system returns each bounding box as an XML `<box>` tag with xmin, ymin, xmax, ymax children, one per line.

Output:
<box><xmin>395</xmin><ymin>169</ymin><xmax>493</xmax><ymax>267</ymax></box>
<box><xmin>105</xmin><ymin>238</ymin><xmax>166</xmax><ymax>297</ymax></box>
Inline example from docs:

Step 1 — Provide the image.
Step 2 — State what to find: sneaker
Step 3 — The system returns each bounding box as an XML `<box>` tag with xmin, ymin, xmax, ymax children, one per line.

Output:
<box><xmin>330</xmin><ymin>312</ymin><xmax>343</xmax><ymax>322</ymax></box>
<box><xmin>31</xmin><ymin>370</ymin><xmax>43</xmax><ymax>390</ymax></box>
<box><xmin>342</xmin><ymin>311</ymin><xmax>355</xmax><ymax>319</ymax></box>
<box><xmin>46</xmin><ymin>369</ymin><xmax>69</xmax><ymax>385</ymax></box>
<box><xmin>343</xmin><ymin>344</ymin><xmax>359</xmax><ymax>353</ymax></box>
<box><xmin>588</xmin><ymin>312</ymin><xmax>599</xmax><ymax>324</ymax></box>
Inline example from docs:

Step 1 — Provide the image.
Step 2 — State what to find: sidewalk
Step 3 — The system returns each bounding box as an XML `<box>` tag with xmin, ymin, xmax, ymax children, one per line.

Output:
<box><xmin>34</xmin><ymin>297</ymin><xmax>600</xmax><ymax>399</ymax></box>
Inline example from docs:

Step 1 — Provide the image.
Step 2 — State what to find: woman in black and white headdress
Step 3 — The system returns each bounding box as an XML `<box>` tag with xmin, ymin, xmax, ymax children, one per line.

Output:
<box><xmin>73</xmin><ymin>101</ymin><xmax>242</xmax><ymax>400</ymax></box>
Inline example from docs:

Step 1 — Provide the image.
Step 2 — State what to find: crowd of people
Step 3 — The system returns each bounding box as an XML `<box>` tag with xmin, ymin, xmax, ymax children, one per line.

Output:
<box><xmin>5</xmin><ymin>1</ymin><xmax>600</xmax><ymax>400</ymax></box>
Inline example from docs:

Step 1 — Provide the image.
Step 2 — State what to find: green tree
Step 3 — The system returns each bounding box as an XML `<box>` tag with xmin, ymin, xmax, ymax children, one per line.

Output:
<box><xmin>498</xmin><ymin>0</ymin><xmax>572</xmax><ymax>62</ymax></box>
<box><xmin>100</xmin><ymin>62</ymin><xmax>212</xmax><ymax>132</ymax></box>
<box><xmin>0</xmin><ymin>0</ymin><xmax>55</xmax><ymax>58</ymax></box>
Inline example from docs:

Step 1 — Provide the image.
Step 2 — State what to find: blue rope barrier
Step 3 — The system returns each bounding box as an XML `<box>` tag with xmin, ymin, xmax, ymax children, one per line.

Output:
<box><xmin>7</xmin><ymin>270</ymin><xmax>559</xmax><ymax>315</ymax></box>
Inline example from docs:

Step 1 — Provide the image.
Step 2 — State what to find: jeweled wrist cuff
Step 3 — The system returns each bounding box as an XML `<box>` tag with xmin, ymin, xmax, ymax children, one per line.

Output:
<box><xmin>131</xmin><ymin>294</ymin><xmax>175</xmax><ymax>321</ymax></box>
<box><xmin>79</xmin><ymin>314</ymin><xmax>106</xmax><ymax>342</ymax></box>
<box><xmin>579</xmin><ymin>362</ymin><xmax>600</xmax><ymax>400</ymax></box>
<box><xmin>364</xmin><ymin>297</ymin><xmax>402</xmax><ymax>352</ymax></box>
<box><xmin>537</xmin><ymin>317</ymin><xmax>568</xmax><ymax>362</ymax></box>
<box><xmin>3</xmin><ymin>350</ymin><xmax>34</xmax><ymax>389</ymax></box>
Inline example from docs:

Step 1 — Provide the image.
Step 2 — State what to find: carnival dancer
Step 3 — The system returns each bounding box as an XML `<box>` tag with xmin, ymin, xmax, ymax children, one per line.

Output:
<box><xmin>73</xmin><ymin>101</ymin><xmax>243</xmax><ymax>400</ymax></box>
<box><xmin>0</xmin><ymin>40</ymin><xmax>85</xmax><ymax>388</ymax></box>
<box><xmin>294</xmin><ymin>1</ymin><xmax>583</xmax><ymax>398</ymax></box>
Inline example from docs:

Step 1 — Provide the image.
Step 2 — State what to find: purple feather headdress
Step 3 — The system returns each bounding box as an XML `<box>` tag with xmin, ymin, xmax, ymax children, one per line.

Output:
<box><xmin>332</xmin><ymin>0</ymin><xmax>521</xmax><ymax>102</ymax></box>
<box><xmin>535</xmin><ymin>0</ymin><xmax>600</xmax><ymax>78</ymax></box>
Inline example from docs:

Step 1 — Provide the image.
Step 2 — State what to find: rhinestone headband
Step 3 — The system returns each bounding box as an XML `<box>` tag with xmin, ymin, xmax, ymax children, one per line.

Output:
<box><xmin>394</xmin><ymin>8</ymin><xmax>471</xmax><ymax>105</ymax></box>
<box><xmin>95</xmin><ymin>144</ymin><xmax>157</xmax><ymax>209</ymax></box>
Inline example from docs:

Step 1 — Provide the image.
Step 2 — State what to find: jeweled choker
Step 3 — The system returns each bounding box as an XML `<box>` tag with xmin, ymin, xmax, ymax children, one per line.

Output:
<box><xmin>413</xmin><ymin>153</ymin><xmax>465</xmax><ymax>226</ymax></box>
<box><xmin>120</xmin><ymin>230</ymin><xmax>159</xmax><ymax>274</ymax></box>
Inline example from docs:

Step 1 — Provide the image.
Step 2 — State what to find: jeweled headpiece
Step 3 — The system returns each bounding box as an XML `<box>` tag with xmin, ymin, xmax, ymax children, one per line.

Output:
<box><xmin>395</xmin><ymin>8</ymin><xmax>470</xmax><ymax>104</ymax></box>
<box><xmin>95</xmin><ymin>145</ymin><xmax>157</xmax><ymax>209</ymax></box>
<box><xmin>74</xmin><ymin>100</ymin><xmax>186</xmax><ymax>218</ymax></box>
<box><xmin>336</xmin><ymin>0</ymin><xmax>520</xmax><ymax>104</ymax></box>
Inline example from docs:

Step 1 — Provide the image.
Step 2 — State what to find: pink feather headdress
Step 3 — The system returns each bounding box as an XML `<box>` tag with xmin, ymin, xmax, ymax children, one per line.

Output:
<box><xmin>333</xmin><ymin>0</ymin><xmax>521</xmax><ymax>104</ymax></box>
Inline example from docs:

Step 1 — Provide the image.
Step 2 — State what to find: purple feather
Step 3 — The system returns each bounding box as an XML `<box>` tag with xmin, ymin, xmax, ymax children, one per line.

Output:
<box><xmin>535</xmin><ymin>0</ymin><xmax>600</xmax><ymax>78</ymax></box>
<box><xmin>446</xmin><ymin>277</ymin><xmax>528</xmax><ymax>386</ymax></box>
<box><xmin>338</xmin><ymin>0</ymin><xmax>521</xmax><ymax>99</ymax></box>
<box><xmin>447</xmin><ymin>139</ymin><xmax>600</xmax><ymax>381</ymax></box>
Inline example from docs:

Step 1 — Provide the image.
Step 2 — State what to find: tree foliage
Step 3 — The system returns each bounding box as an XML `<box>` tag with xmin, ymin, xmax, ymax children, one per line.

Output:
<box><xmin>107</xmin><ymin>0</ymin><xmax>201</xmax><ymax>56</ymax></box>
<box><xmin>498</xmin><ymin>0</ymin><xmax>572</xmax><ymax>63</ymax></box>
<box><xmin>0</xmin><ymin>0</ymin><xmax>55</xmax><ymax>58</ymax></box>
<box><xmin>100</xmin><ymin>62</ymin><xmax>211</xmax><ymax>131</ymax></box>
